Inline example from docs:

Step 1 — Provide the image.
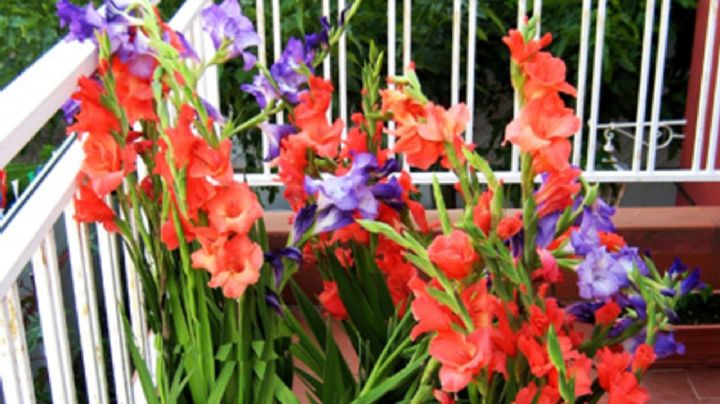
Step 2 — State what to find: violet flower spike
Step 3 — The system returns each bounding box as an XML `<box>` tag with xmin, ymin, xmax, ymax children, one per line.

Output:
<box><xmin>259</xmin><ymin>123</ymin><xmax>296</xmax><ymax>161</ymax></box>
<box><xmin>201</xmin><ymin>0</ymin><xmax>260</xmax><ymax>70</ymax></box>
<box><xmin>576</xmin><ymin>246</ymin><xmax>628</xmax><ymax>300</ymax></box>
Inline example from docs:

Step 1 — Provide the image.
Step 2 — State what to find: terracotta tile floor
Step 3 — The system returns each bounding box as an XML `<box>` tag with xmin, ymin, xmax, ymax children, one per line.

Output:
<box><xmin>645</xmin><ymin>368</ymin><xmax>720</xmax><ymax>403</ymax></box>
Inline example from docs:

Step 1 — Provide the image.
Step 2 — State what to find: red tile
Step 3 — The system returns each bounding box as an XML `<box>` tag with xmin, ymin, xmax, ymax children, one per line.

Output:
<box><xmin>643</xmin><ymin>369</ymin><xmax>699</xmax><ymax>403</ymax></box>
<box><xmin>687</xmin><ymin>368</ymin><xmax>720</xmax><ymax>399</ymax></box>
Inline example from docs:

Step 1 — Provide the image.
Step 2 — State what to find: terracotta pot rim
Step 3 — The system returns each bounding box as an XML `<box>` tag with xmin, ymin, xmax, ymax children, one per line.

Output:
<box><xmin>669</xmin><ymin>323</ymin><xmax>720</xmax><ymax>330</ymax></box>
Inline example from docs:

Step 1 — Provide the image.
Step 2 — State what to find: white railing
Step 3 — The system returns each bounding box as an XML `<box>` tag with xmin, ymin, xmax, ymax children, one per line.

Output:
<box><xmin>1</xmin><ymin>0</ymin><xmax>720</xmax><ymax>403</ymax></box>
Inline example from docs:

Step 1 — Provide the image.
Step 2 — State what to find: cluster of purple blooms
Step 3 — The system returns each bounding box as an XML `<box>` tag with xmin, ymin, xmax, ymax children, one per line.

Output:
<box><xmin>242</xmin><ymin>19</ymin><xmax>330</xmax><ymax>109</ymax></box>
<box><xmin>295</xmin><ymin>153</ymin><xmax>402</xmax><ymax>238</ymax></box>
<box><xmin>567</xmin><ymin>199</ymin><xmax>704</xmax><ymax>358</ymax></box>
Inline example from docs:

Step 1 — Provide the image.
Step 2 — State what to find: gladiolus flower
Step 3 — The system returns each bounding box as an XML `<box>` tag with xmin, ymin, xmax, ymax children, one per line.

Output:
<box><xmin>188</xmin><ymin>139</ymin><xmax>235</xmax><ymax>185</ymax></box>
<box><xmin>81</xmin><ymin>132</ymin><xmax>137</xmax><ymax>197</ymax></box>
<box><xmin>523</xmin><ymin>52</ymin><xmax>577</xmax><ymax>101</ymax></box>
<box><xmin>595</xmin><ymin>301</ymin><xmax>622</xmax><ymax>326</ymax></box>
<box><xmin>207</xmin><ymin>234</ymin><xmax>263</xmax><ymax>298</ymax></box>
<box><xmin>292</xmin><ymin>76</ymin><xmax>344</xmax><ymax>158</ymax></box>
<box><xmin>535</xmin><ymin>167</ymin><xmax>581</xmax><ymax>218</ymax></box>
<box><xmin>428</xmin><ymin>230</ymin><xmax>477</xmax><ymax>280</ymax></box>
<box><xmin>408</xmin><ymin>276</ymin><xmax>457</xmax><ymax>339</ymax></box>
<box><xmin>111</xmin><ymin>57</ymin><xmax>157</xmax><ymax>123</ymax></box>
<box><xmin>206</xmin><ymin>182</ymin><xmax>263</xmax><ymax>235</ymax></box>
<box><xmin>430</xmin><ymin>329</ymin><xmax>491</xmax><ymax>392</ymax></box>
<box><xmin>514</xmin><ymin>382</ymin><xmax>559</xmax><ymax>404</ymax></box>
<box><xmin>532</xmin><ymin>248</ymin><xmax>563</xmax><ymax>283</ymax></box>
<box><xmin>502</xmin><ymin>29</ymin><xmax>552</xmax><ymax>66</ymax></box>
<box><xmin>433</xmin><ymin>390</ymin><xmax>455</xmax><ymax>404</ymax></box>
<box><xmin>73</xmin><ymin>178</ymin><xmax>118</xmax><ymax>232</ymax></box>
<box><xmin>68</xmin><ymin>77</ymin><xmax>120</xmax><ymax>138</ymax></box>
<box><xmin>497</xmin><ymin>214</ymin><xmax>523</xmax><ymax>240</ymax></box>
<box><xmin>473</xmin><ymin>190</ymin><xmax>493</xmax><ymax>235</ymax></box>
<box><xmin>632</xmin><ymin>343</ymin><xmax>656</xmax><ymax>373</ymax></box>
<box><xmin>318</xmin><ymin>281</ymin><xmax>348</xmax><ymax>320</ymax></box>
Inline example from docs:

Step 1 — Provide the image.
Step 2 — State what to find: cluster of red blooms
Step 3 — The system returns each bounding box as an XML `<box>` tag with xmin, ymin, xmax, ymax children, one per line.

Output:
<box><xmin>269</xmin><ymin>75</ymin><xmax>433</xmax><ymax>316</ymax></box>
<box><xmin>68</xmin><ymin>28</ymin><xmax>263</xmax><ymax>298</ymax></box>
<box><xmin>503</xmin><ymin>29</ymin><xmax>582</xmax><ymax>217</ymax></box>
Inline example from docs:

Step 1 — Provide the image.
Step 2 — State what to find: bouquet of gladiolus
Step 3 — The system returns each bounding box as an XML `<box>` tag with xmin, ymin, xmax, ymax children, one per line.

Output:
<box><xmin>59</xmin><ymin>0</ymin><xmax>703</xmax><ymax>402</ymax></box>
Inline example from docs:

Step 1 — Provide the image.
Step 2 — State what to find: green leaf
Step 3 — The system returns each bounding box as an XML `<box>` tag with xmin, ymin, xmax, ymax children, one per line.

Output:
<box><xmin>357</xmin><ymin>220</ymin><xmax>412</xmax><ymax>250</ymax></box>
<box><xmin>432</xmin><ymin>175</ymin><xmax>452</xmax><ymax>234</ymax></box>
<box><xmin>352</xmin><ymin>358</ymin><xmax>424</xmax><ymax>404</ymax></box>
<box><xmin>122</xmin><ymin>315</ymin><xmax>160</xmax><ymax>404</ymax></box>
<box><xmin>546</xmin><ymin>325</ymin><xmax>566</xmax><ymax>374</ymax></box>
<box><xmin>207</xmin><ymin>362</ymin><xmax>237</xmax><ymax>404</ymax></box>
<box><xmin>291</xmin><ymin>280</ymin><xmax>328</xmax><ymax>348</ymax></box>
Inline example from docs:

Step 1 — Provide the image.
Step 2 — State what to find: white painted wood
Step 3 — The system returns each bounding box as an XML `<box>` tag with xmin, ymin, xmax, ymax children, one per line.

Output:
<box><xmin>586</xmin><ymin>0</ymin><xmax>608</xmax><ymax>172</ymax></box>
<box><xmin>0</xmin><ymin>139</ymin><xmax>82</xmax><ymax>298</ymax></box>
<box><xmin>451</xmin><ymin>0</ymin><xmax>461</xmax><ymax>105</ymax></box>
<box><xmin>632</xmin><ymin>0</ymin><xmax>656</xmax><ymax>172</ymax></box>
<box><xmin>323</xmin><ymin>0</ymin><xmax>333</xmax><ymax>123</ymax></box>
<box><xmin>465</xmin><ymin>0</ymin><xmax>477</xmax><ymax>143</ymax></box>
<box><xmin>32</xmin><ymin>236</ymin><xmax>76</xmax><ymax>403</ymax></box>
<box><xmin>647</xmin><ymin>0</ymin><xmax>673</xmax><ymax>172</ymax></box>
<box><xmin>573</xmin><ymin>0</ymin><xmax>591</xmax><ymax>166</ymax></box>
<box><xmin>64</xmin><ymin>208</ymin><xmax>109</xmax><ymax>404</ymax></box>
<box><xmin>272</xmin><ymin>0</ymin><xmax>284</xmax><ymax>125</ymax></box>
<box><xmin>97</xmin><ymin>221</ymin><xmax>132</xmax><ymax>404</ymax></box>
<box><xmin>338</xmin><ymin>0</ymin><xmax>348</xmax><ymax>140</ymax></box>
<box><xmin>0</xmin><ymin>284</ymin><xmax>35</xmax><ymax>404</ymax></box>
<box><xmin>387</xmin><ymin>0</ymin><xmax>397</xmax><ymax>150</ymax></box>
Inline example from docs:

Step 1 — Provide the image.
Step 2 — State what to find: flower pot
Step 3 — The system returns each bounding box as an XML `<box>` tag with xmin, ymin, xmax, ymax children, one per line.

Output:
<box><xmin>655</xmin><ymin>324</ymin><xmax>720</xmax><ymax>368</ymax></box>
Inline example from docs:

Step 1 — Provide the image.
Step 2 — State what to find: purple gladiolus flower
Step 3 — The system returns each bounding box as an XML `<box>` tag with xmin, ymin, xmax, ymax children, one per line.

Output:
<box><xmin>304</xmin><ymin>153</ymin><xmax>401</xmax><ymax>234</ymax></box>
<box><xmin>270</xmin><ymin>38</ymin><xmax>314</xmax><ymax>103</ymax></box>
<box><xmin>608</xmin><ymin>317</ymin><xmax>633</xmax><ymax>338</ymax></box>
<box><xmin>577</xmin><ymin>247</ymin><xmax>628</xmax><ymax>300</ymax></box>
<box><xmin>265</xmin><ymin>288</ymin><xmax>283</xmax><ymax>316</ymax></box>
<box><xmin>61</xmin><ymin>98</ymin><xmax>80</xmax><ymax>124</ymax></box>
<box><xmin>201</xmin><ymin>0</ymin><xmax>260</xmax><ymax>70</ymax></box>
<box><xmin>614</xmin><ymin>246</ymin><xmax>648</xmax><ymax>280</ymax></box>
<box><xmin>668</xmin><ymin>257</ymin><xmax>688</xmax><ymax>277</ymax></box>
<box><xmin>304</xmin><ymin>17</ymin><xmax>330</xmax><ymax>55</ymax></box>
<box><xmin>566</xmin><ymin>301</ymin><xmax>603</xmax><ymax>323</ymax></box>
<box><xmin>680</xmin><ymin>268</ymin><xmax>703</xmax><ymax>295</ymax></box>
<box><xmin>371</xmin><ymin>177</ymin><xmax>403</xmax><ymax>211</ymax></box>
<box><xmin>57</xmin><ymin>0</ymin><xmax>103</xmax><ymax>42</ymax></box>
<box><xmin>241</xmin><ymin>75</ymin><xmax>278</xmax><ymax>109</ymax></box>
<box><xmin>293</xmin><ymin>204</ymin><xmax>317</xmax><ymax>243</ymax></box>
<box><xmin>536</xmin><ymin>211</ymin><xmax>560</xmax><ymax>249</ymax></box>
<box><xmin>200</xmin><ymin>98</ymin><xmax>225</xmax><ymax>123</ymax></box>
<box><xmin>571</xmin><ymin>213</ymin><xmax>600</xmax><ymax>256</ymax></box>
<box><xmin>652</xmin><ymin>332</ymin><xmax>685</xmax><ymax>358</ymax></box>
<box><xmin>616</xmin><ymin>294</ymin><xmax>647</xmax><ymax>320</ymax></box>
<box><xmin>587</xmin><ymin>198</ymin><xmax>616</xmax><ymax>232</ymax></box>
<box><xmin>265</xmin><ymin>247</ymin><xmax>302</xmax><ymax>287</ymax></box>
<box><xmin>259</xmin><ymin>123</ymin><xmax>296</xmax><ymax>161</ymax></box>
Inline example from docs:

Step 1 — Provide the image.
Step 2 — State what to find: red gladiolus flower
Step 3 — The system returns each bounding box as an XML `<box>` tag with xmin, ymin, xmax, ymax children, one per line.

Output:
<box><xmin>160</xmin><ymin>213</ymin><xmax>196</xmax><ymax>250</ymax></box>
<box><xmin>473</xmin><ymin>190</ymin><xmax>493</xmax><ymax>235</ymax></box>
<box><xmin>517</xmin><ymin>334</ymin><xmax>553</xmax><ymax>377</ymax></box>
<box><xmin>599</xmin><ymin>231</ymin><xmax>626</xmax><ymax>252</ymax></box>
<box><xmin>433</xmin><ymin>390</ymin><xmax>455</xmax><ymax>404</ymax></box>
<box><xmin>111</xmin><ymin>57</ymin><xmax>157</xmax><ymax>123</ymax></box>
<box><xmin>428</xmin><ymin>229</ymin><xmax>477</xmax><ymax>280</ymax></box>
<box><xmin>292</xmin><ymin>76</ymin><xmax>343</xmax><ymax>159</ymax></box>
<box><xmin>535</xmin><ymin>167</ymin><xmax>581</xmax><ymax>217</ymax></box>
<box><xmin>632</xmin><ymin>344</ymin><xmax>656</xmax><ymax>373</ymax></box>
<box><xmin>206</xmin><ymin>182</ymin><xmax>263</xmax><ymax>235</ymax></box>
<box><xmin>318</xmin><ymin>281</ymin><xmax>348</xmax><ymax>320</ymax></box>
<box><xmin>191</xmin><ymin>226</ymin><xmax>228</xmax><ymax>274</ymax></box>
<box><xmin>608</xmin><ymin>372</ymin><xmax>650</xmax><ymax>404</ymax></box>
<box><xmin>532</xmin><ymin>248</ymin><xmax>563</xmax><ymax>283</ymax></box>
<box><xmin>514</xmin><ymin>382</ymin><xmax>559</xmax><ymax>404</ymax></box>
<box><xmin>277</xmin><ymin>135</ymin><xmax>309</xmax><ymax>211</ymax></box>
<box><xmin>523</xmin><ymin>52</ymin><xmax>577</xmax><ymax>101</ymax></box>
<box><xmin>185</xmin><ymin>177</ymin><xmax>216</xmax><ymax>219</ymax></box>
<box><xmin>502</xmin><ymin>29</ymin><xmax>553</xmax><ymax>66</ymax></box>
<box><xmin>497</xmin><ymin>213</ymin><xmax>523</xmax><ymax>240</ymax></box>
<box><xmin>430</xmin><ymin>328</ymin><xmax>492</xmax><ymax>392</ymax></box>
<box><xmin>408</xmin><ymin>276</ymin><xmax>457</xmax><ymax>339</ymax></box>
<box><xmin>461</xmin><ymin>279</ymin><xmax>494</xmax><ymax>329</ymax></box>
<box><xmin>596</xmin><ymin>347</ymin><xmax>632</xmax><ymax>390</ymax></box>
<box><xmin>207</xmin><ymin>234</ymin><xmax>263</xmax><ymax>299</ymax></box>
<box><xmin>595</xmin><ymin>301</ymin><xmax>622</xmax><ymax>326</ymax></box>
<box><xmin>492</xmin><ymin>300</ymin><xmax>518</xmax><ymax>356</ymax></box>
<box><xmin>165</xmin><ymin>104</ymin><xmax>199</xmax><ymax>168</ymax></box>
<box><xmin>504</xmin><ymin>93</ymin><xmax>580</xmax><ymax>171</ymax></box>
<box><xmin>81</xmin><ymin>132</ymin><xmax>137</xmax><ymax>197</ymax></box>
<box><xmin>73</xmin><ymin>178</ymin><xmax>118</xmax><ymax>232</ymax></box>
<box><xmin>188</xmin><ymin>139</ymin><xmax>234</xmax><ymax>185</ymax></box>
<box><xmin>399</xmin><ymin>171</ymin><xmax>429</xmax><ymax>232</ymax></box>
<box><xmin>68</xmin><ymin>77</ymin><xmax>120</xmax><ymax>138</ymax></box>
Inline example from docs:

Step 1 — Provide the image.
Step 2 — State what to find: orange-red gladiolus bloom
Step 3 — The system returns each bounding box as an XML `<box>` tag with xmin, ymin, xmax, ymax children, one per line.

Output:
<box><xmin>318</xmin><ymin>281</ymin><xmax>348</xmax><ymax>320</ymax></box>
<box><xmin>207</xmin><ymin>234</ymin><xmax>263</xmax><ymax>299</ymax></box>
<box><xmin>430</xmin><ymin>329</ymin><xmax>492</xmax><ymax>392</ymax></box>
<box><xmin>206</xmin><ymin>182</ymin><xmax>263</xmax><ymax>235</ymax></box>
<box><xmin>292</xmin><ymin>76</ymin><xmax>343</xmax><ymax>158</ymax></box>
<box><xmin>81</xmin><ymin>132</ymin><xmax>137</xmax><ymax>197</ymax></box>
<box><xmin>428</xmin><ymin>229</ymin><xmax>477</xmax><ymax>280</ymax></box>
